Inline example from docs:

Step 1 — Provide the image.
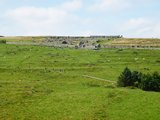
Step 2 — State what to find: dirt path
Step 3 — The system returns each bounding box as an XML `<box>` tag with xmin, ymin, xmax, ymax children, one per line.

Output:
<box><xmin>82</xmin><ymin>75</ymin><xmax>116</xmax><ymax>83</ymax></box>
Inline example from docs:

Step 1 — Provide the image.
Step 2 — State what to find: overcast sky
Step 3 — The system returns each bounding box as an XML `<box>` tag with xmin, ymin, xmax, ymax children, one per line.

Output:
<box><xmin>0</xmin><ymin>0</ymin><xmax>160</xmax><ymax>37</ymax></box>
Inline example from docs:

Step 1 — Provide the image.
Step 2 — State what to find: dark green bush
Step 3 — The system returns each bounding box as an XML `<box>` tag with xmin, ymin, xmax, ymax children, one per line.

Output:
<box><xmin>0</xmin><ymin>40</ymin><xmax>6</xmax><ymax>44</ymax></box>
<box><xmin>132</xmin><ymin>71</ymin><xmax>142</xmax><ymax>87</ymax></box>
<box><xmin>117</xmin><ymin>67</ymin><xmax>133</xmax><ymax>87</ymax></box>
<box><xmin>140</xmin><ymin>72</ymin><xmax>160</xmax><ymax>92</ymax></box>
<box><xmin>117</xmin><ymin>68</ymin><xmax>142</xmax><ymax>87</ymax></box>
<box><xmin>117</xmin><ymin>67</ymin><xmax>160</xmax><ymax>92</ymax></box>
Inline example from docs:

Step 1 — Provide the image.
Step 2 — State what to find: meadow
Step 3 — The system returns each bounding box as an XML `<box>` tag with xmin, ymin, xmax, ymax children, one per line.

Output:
<box><xmin>0</xmin><ymin>44</ymin><xmax>160</xmax><ymax>120</ymax></box>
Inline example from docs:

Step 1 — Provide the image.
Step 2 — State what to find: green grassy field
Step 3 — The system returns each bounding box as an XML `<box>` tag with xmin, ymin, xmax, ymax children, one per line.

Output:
<box><xmin>0</xmin><ymin>44</ymin><xmax>160</xmax><ymax>120</ymax></box>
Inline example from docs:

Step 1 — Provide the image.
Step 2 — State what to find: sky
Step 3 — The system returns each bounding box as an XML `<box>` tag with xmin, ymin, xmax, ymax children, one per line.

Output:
<box><xmin>0</xmin><ymin>0</ymin><xmax>160</xmax><ymax>37</ymax></box>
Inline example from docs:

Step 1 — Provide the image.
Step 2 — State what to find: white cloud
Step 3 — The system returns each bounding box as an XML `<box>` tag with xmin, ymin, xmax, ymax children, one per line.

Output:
<box><xmin>119</xmin><ymin>18</ymin><xmax>160</xmax><ymax>38</ymax></box>
<box><xmin>5</xmin><ymin>0</ymin><xmax>84</xmax><ymax>35</ymax></box>
<box><xmin>2</xmin><ymin>0</ymin><xmax>160</xmax><ymax>37</ymax></box>
<box><xmin>125</xmin><ymin>18</ymin><xmax>151</xmax><ymax>30</ymax></box>
<box><xmin>61</xmin><ymin>0</ymin><xmax>82</xmax><ymax>11</ymax></box>
<box><xmin>88</xmin><ymin>0</ymin><xmax>155</xmax><ymax>12</ymax></box>
<box><xmin>89</xmin><ymin>0</ymin><xmax>130</xmax><ymax>12</ymax></box>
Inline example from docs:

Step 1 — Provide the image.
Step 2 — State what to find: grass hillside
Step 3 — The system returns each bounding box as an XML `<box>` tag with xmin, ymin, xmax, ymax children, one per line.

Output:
<box><xmin>103</xmin><ymin>38</ymin><xmax>160</xmax><ymax>47</ymax></box>
<box><xmin>0</xmin><ymin>44</ymin><xmax>160</xmax><ymax>119</ymax></box>
<box><xmin>0</xmin><ymin>36</ymin><xmax>45</xmax><ymax>43</ymax></box>
<box><xmin>1</xmin><ymin>36</ymin><xmax>160</xmax><ymax>48</ymax></box>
